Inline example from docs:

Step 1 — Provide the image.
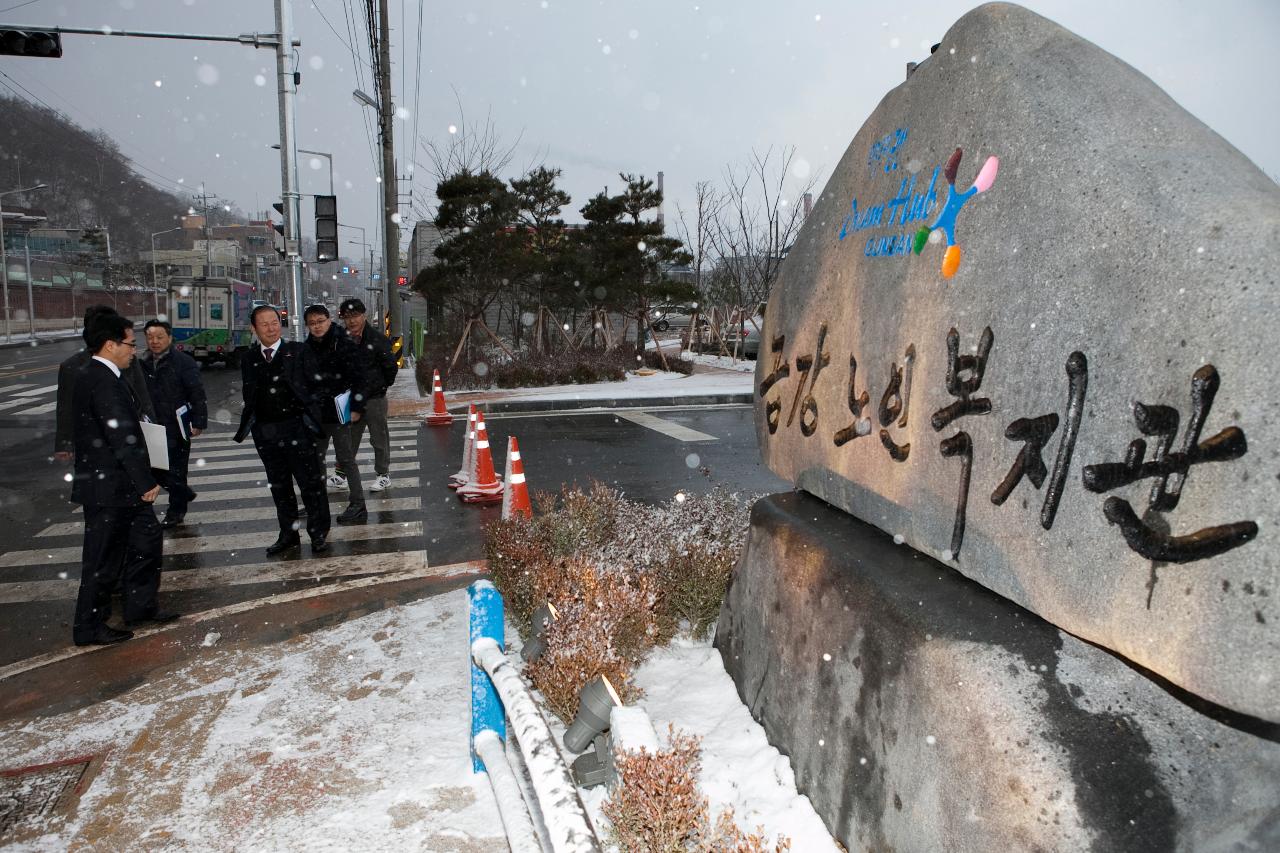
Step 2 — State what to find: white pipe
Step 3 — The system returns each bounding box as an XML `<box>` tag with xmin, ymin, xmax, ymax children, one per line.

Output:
<box><xmin>474</xmin><ymin>730</ymin><xmax>542</xmax><ymax>853</ymax></box>
<box><xmin>472</xmin><ymin>637</ymin><xmax>601</xmax><ymax>853</ymax></box>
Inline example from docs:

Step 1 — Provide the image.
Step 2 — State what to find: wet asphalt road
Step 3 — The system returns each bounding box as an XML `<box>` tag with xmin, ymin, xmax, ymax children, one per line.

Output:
<box><xmin>0</xmin><ymin>338</ymin><xmax>787</xmax><ymax>670</ymax></box>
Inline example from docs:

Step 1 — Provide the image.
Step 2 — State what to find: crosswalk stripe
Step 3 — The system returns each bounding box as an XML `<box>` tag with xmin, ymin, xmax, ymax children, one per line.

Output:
<box><xmin>187</xmin><ymin>459</ymin><xmax>417</xmax><ymax>487</ymax></box>
<box><xmin>193</xmin><ymin>448</ymin><xmax>415</xmax><ymax>473</ymax></box>
<box><xmin>615</xmin><ymin>411</ymin><xmax>719</xmax><ymax>442</ymax></box>
<box><xmin>0</xmin><ymin>521</ymin><xmax>422</xmax><ymax>568</ymax></box>
<box><xmin>66</xmin><ymin>473</ymin><xmax>419</xmax><ymax>507</ymax></box>
<box><xmin>0</xmin><ymin>549</ymin><xmax>432</xmax><ymax>604</ymax></box>
<box><xmin>188</xmin><ymin>435</ymin><xmax>419</xmax><ymax>460</ymax></box>
<box><xmin>37</xmin><ymin>496</ymin><xmax>421</xmax><ymax>537</ymax></box>
<box><xmin>0</xmin><ymin>383</ymin><xmax>34</xmax><ymax>394</ymax></box>
<box><xmin>17</xmin><ymin>401</ymin><xmax>57</xmax><ymax>415</ymax></box>
<box><xmin>0</xmin><ymin>397</ymin><xmax>36</xmax><ymax>412</ymax></box>
<box><xmin>12</xmin><ymin>384</ymin><xmax>56</xmax><ymax>397</ymax></box>
<box><xmin>152</xmin><ymin>471</ymin><xmax>417</xmax><ymax>504</ymax></box>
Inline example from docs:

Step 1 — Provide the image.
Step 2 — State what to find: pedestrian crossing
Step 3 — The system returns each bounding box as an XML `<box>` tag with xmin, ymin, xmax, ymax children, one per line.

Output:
<box><xmin>0</xmin><ymin>419</ymin><xmax>430</xmax><ymax>607</ymax></box>
<box><xmin>0</xmin><ymin>380</ymin><xmax>56</xmax><ymax>416</ymax></box>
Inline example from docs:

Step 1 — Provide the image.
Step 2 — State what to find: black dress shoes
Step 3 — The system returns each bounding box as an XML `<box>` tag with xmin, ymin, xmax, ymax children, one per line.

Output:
<box><xmin>336</xmin><ymin>505</ymin><xmax>368</xmax><ymax>525</ymax></box>
<box><xmin>74</xmin><ymin>626</ymin><xmax>134</xmax><ymax>646</ymax></box>
<box><xmin>311</xmin><ymin>533</ymin><xmax>330</xmax><ymax>553</ymax></box>
<box><xmin>125</xmin><ymin>611</ymin><xmax>182</xmax><ymax>628</ymax></box>
<box><xmin>160</xmin><ymin>513</ymin><xmax>185</xmax><ymax>528</ymax></box>
<box><xmin>266</xmin><ymin>534</ymin><xmax>301</xmax><ymax>556</ymax></box>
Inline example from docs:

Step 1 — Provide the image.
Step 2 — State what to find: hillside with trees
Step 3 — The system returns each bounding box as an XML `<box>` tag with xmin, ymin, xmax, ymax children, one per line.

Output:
<box><xmin>0</xmin><ymin>94</ymin><xmax>244</xmax><ymax>259</ymax></box>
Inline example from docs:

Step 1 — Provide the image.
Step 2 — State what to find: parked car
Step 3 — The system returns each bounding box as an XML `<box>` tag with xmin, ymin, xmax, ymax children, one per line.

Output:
<box><xmin>725</xmin><ymin>303</ymin><xmax>766</xmax><ymax>358</ymax></box>
<box><xmin>650</xmin><ymin>304</ymin><xmax>708</xmax><ymax>333</ymax></box>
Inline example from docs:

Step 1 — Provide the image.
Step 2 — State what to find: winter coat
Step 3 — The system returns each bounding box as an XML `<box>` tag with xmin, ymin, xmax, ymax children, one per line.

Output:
<box><xmin>349</xmin><ymin>326</ymin><xmax>398</xmax><ymax>400</ymax></box>
<box><xmin>55</xmin><ymin>349</ymin><xmax>155</xmax><ymax>454</ymax></box>
<box><xmin>305</xmin><ymin>323</ymin><xmax>368</xmax><ymax>423</ymax></box>
<box><xmin>139</xmin><ymin>347</ymin><xmax>208</xmax><ymax>440</ymax></box>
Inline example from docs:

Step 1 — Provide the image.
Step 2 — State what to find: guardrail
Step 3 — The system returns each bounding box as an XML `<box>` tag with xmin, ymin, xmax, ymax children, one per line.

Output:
<box><xmin>469</xmin><ymin>580</ymin><xmax>601</xmax><ymax>853</ymax></box>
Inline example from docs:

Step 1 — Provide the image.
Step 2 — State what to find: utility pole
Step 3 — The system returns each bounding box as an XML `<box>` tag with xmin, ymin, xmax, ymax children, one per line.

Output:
<box><xmin>274</xmin><ymin>0</ymin><xmax>305</xmax><ymax>340</ymax></box>
<box><xmin>376</xmin><ymin>0</ymin><xmax>400</xmax><ymax>338</ymax></box>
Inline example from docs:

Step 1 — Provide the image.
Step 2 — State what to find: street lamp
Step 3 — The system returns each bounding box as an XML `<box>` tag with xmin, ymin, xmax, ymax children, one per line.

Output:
<box><xmin>0</xmin><ymin>182</ymin><xmax>48</xmax><ymax>343</ymax></box>
<box><xmin>352</xmin><ymin>88</ymin><xmax>379</xmax><ymax>110</ymax></box>
<box><xmin>151</xmin><ymin>226</ymin><xmax>184</xmax><ymax>316</ymax></box>
<box><xmin>270</xmin><ymin>143</ymin><xmax>332</xmax><ymax>195</ymax></box>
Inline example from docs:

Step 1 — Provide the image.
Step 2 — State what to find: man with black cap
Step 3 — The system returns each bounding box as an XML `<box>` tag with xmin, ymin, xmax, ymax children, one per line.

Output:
<box><xmin>235</xmin><ymin>305</ymin><xmax>331</xmax><ymax>555</ymax></box>
<box><xmin>337</xmin><ymin>298</ymin><xmax>398</xmax><ymax>493</ymax></box>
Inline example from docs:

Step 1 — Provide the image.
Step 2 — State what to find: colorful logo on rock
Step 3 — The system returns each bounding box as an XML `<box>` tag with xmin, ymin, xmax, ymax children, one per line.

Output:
<box><xmin>912</xmin><ymin>147</ymin><xmax>999</xmax><ymax>278</ymax></box>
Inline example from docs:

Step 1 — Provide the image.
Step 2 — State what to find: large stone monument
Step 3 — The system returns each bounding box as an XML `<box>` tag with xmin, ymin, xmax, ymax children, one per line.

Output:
<box><xmin>715</xmin><ymin>3</ymin><xmax>1280</xmax><ymax>849</ymax></box>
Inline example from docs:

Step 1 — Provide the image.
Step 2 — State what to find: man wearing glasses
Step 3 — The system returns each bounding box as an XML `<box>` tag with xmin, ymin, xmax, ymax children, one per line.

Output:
<box><xmin>70</xmin><ymin>314</ymin><xmax>176</xmax><ymax>646</ymax></box>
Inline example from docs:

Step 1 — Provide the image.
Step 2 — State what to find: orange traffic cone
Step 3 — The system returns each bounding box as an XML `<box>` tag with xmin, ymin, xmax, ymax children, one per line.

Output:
<box><xmin>501</xmin><ymin>436</ymin><xmax>532</xmax><ymax>520</ymax></box>
<box><xmin>448</xmin><ymin>405</ymin><xmax>477</xmax><ymax>489</ymax></box>
<box><xmin>458</xmin><ymin>412</ymin><xmax>504</xmax><ymax>504</ymax></box>
<box><xmin>424</xmin><ymin>369</ymin><xmax>453</xmax><ymax>426</ymax></box>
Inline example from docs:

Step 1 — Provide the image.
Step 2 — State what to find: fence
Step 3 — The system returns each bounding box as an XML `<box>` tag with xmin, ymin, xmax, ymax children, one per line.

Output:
<box><xmin>0</xmin><ymin>271</ymin><xmax>164</xmax><ymax>338</ymax></box>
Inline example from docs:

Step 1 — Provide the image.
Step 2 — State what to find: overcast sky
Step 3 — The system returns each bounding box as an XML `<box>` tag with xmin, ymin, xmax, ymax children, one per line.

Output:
<box><xmin>2</xmin><ymin>0</ymin><xmax>1277</xmax><ymax>267</ymax></box>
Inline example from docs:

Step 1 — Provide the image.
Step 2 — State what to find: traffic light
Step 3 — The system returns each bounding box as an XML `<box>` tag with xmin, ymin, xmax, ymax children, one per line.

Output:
<box><xmin>0</xmin><ymin>30</ymin><xmax>62</xmax><ymax>58</ymax></box>
<box><xmin>271</xmin><ymin>202</ymin><xmax>286</xmax><ymax>257</ymax></box>
<box><xmin>315</xmin><ymin>194</ymin><xmax>338</xmax><ymax>262</ymax></box>
<box><xmin>397</xmin><ymin>275</ymin><xmax>408</xmax><ymax>287</ymax></box>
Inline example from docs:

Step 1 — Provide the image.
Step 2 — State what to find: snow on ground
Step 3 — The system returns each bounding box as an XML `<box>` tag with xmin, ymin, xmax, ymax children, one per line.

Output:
<box><xmin>622</xmin><ymin>637</ymin><xmax>839</xmax><ymax>850</ymax></box>
<box><xmin>1</xmin><ymin>591</ymin><xmax>504</xmax><ymax>851</ymax></box>
<box><xmin>2</xmin><ymin>591</ymin><xmax>836</xmax><ymax>850</ymax></box>
<box><xmin>389</xmin><ymin>362</ymin><xmax>752</xmax><ymax>416</ymax></box>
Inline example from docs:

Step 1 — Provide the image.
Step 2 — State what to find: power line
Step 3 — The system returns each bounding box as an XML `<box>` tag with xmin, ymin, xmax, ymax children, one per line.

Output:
<box><xmin>341</xmin><ymin>0</ymin><xmax>381</xmax><ymax>177</ymax></box>
<box><xmin>0</xmin><ymin>0</ymin><xmax>44</xmax><ymax>14</ymax></box>
<box><xmin>408</xmin><ymin>0</ymin><xmax>424</xmax><ymax>221</ymax></box>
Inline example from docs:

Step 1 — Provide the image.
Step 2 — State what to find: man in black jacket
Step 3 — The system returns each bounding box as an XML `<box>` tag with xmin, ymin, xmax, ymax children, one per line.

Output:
<box><xmin>304</xmin><ymin>305</ymin><xmax>369</xmax><ymax>525</ymax></box>
<box><xmin>235</xmin><ymin>305</ymin><xmax>331</xmax><ymax>555</ymax></box>
<box><xmin>54</xmin><ymin>305</ymin><xmax>155</xmax><ymax>464</ymax></box>
<box><xmin>338</xmin><ymin>298</ymin><xmax>398</xmax><ymax>492</ymax></box>
<box><xmin>71</xmin><ymin>314</ymin><xmax>175</xmax><ymax>646</ymax></box>
<box><xmin>139</xmin><ymin>319</ymin><xmax>208</xmax><ymax>528</ymax></box>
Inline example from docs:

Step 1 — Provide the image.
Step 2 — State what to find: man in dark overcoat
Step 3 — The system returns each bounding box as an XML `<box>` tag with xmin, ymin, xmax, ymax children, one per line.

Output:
<box><xmin>235</xmin><ymin>305</ymin><xmax>331</xmax><ymax>555</ymax></box>
<box><xmin>139</xmin><ymin>319</ymin><xmax>207</xmax><ymax>527</ymax></box>
<box><xmin>70</xmin><ymin>314</ymin><xmax>175</xmax><ymax>645</ymax></box>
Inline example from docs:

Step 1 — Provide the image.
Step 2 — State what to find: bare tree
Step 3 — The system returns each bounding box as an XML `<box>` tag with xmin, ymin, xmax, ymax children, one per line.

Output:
<box><xmin>415</xmin><ymin>89</ymin><xmax>525</xmax><ymax>214</ymax></box>
<box><xmin>674</xmin><ymin>180</ymin><xmax>722</xmax><ymax>349</ymax></box>
<box><xmin>707</xmin><ymin>146</ymin><xmax>818</xmax><ymax>346</ymax></box>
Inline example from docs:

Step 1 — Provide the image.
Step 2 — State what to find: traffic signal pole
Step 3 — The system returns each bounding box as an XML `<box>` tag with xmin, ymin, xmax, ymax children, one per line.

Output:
<box><xmin>0</xmin><ymin>15</ymin><xmax>305</xmax><ymax>337</ymax></box>
<box><xmin>376</xmin><ymin>0</ymin><xmax>401</xmax><ymax>339</ymax></box>
<box><xmin>274</xmin><ymin>0</ymin><xmax>305</xmax><ymax>341</ymax></box>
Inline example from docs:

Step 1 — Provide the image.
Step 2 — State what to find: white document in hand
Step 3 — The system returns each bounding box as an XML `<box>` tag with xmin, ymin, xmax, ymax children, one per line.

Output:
<box><xmin>140</xmin><ymin>420</ymin><xmax>170</xmax><ymax>470</ymax></box>
<box><xmin>334</xmin><ymin>389</ymin><xmax>353</xmax><ymax>425</ymax></box>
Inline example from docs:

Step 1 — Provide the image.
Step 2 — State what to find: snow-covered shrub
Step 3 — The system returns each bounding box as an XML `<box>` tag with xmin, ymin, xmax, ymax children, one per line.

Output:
<box><xmin>603</xmin><ymin>728</ymin><xmax>708</xmax><ymax>853</ymax></box>
<box><xmin>523</xmin><ymin>557</ymin><xmax>660</xmax><ymax>721</ymax></box>
<box><xmin>602</xmin><ymin>727</ymin><xmax>792</xmax><ymax>853</ymax></box>
<box><xmin>485</xmin><ymin>484</ymin><xmax>754</xmax><ymax>715</ymax></box>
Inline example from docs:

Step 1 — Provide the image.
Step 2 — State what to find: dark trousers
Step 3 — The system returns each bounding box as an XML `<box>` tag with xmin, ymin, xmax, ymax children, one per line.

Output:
<box><xmin>346</xmin><ymin>395</ymin><xmax>390</xmax><ymax>475</ymax></box>
<box><xmin>252</xmin><ymin>417</ymin><xmax>330</xmax><ymax>540</ymax></box>
<box><xmin>154</xmin><ymin>436</ymin><xmax>194</xmax><ymax>516</ymax></box>
<box><xmin>317</xmin><ymin>422</ymin><xmax>365</xmax><ymax>509</ymax></box>
<box><xmin>74</xmin><ymin>503</ymin><xmax>163</xmax><ymax>640</ymax></box>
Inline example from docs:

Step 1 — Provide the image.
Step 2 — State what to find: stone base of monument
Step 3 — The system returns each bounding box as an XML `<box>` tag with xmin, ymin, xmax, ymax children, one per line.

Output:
<box><xmin>715</xmin><ymin>493</ymin><xmax>1280</xmax><ymax>852</ymax></box>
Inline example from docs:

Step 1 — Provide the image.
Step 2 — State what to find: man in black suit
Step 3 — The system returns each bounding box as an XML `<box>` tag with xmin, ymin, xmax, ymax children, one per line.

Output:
<box><xmin>235</xmin><ymin>305</ymin><xmax>331</xmax><ymax>555</ymax></box>
<box><xmin>71</xmin><ymin>315</ymin><xmax>176</xmax><ymax>646</ymax></box>
<box><xmin>54</xmin><ymin>305</ymin><xmax>155</xmax><ymax>464</ymax></box>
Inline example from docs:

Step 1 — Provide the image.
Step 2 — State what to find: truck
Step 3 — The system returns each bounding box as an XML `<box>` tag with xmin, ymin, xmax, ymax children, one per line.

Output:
<box><xmin>167</xmin><ymin>277</ymin><xmax>258</xmax><ymax>364</ymax></box>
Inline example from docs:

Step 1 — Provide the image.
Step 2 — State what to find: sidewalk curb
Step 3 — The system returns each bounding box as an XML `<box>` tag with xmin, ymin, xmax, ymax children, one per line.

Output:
<box><xmin>0</xmin><ymin>331</ymin><xmax>81</xmax><ymax>351</ymax></box>
<box><xmin>448</xmin><ymin>392</ymin><xmax>754</xmax><ymax>413</ymax></box>
<box><xmin>0</xmin><ymin>562</ymin><xmax>487</xmax><ymax>720</ymax></box>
